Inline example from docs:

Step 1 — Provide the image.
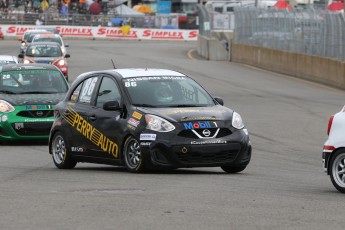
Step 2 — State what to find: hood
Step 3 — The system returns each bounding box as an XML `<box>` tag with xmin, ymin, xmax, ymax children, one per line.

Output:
<box><xmin>137</xmin><ymin>106</ymin><xmax>234</xmax><ymax>123</ymax></box>
<box><xmin>0</xmin><ymin>93</ymin><xmax>66</xmax><ymax>106</ymax></box>
<box><xmin>30</xmin><ymin>57</ymin><xmax>60</xmax><ymax>64</ymax></box>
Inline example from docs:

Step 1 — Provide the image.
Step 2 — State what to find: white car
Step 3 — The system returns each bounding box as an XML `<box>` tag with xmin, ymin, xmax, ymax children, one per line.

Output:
<box><xmin>0</xmin><ymin>55</ymin><xmax>19</xmax><ymax>66</ymax></box>
<box><xmin>31</xmin><ymin>34</ymin><xmax>69</xmax><ymax>55</ymax></box>
<box><xmin>323</xmin><ymin>106</ymin><xmax>345</xmax><ymax>193</ymax></box>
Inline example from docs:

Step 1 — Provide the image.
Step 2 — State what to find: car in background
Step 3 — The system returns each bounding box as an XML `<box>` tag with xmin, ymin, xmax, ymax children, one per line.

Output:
<box><xmin>0</xmin><ymin>27</ymin><xmax>4</xmax><ymax>40</ymax></box>
<box><xmin>35</xmin><ymin>26</ymin><xmax>61</xmax><ymax>36</ymax></box>
<box><xmin>49</xmin><ymin>68</ymin><xmax>251</xmax><ymax>173</ymax></box>
<box><xmin>19</xmin><ymin>29</ymin><xmax>51</xmax><ymax>54</ymax></box>
<box><xmin>32</xmin><ymin>34</ymin><xmax>69</xmax><ymax>54</ymax></box>
<box><xmin>323</xmin><ymin>106</ymin><xmax>345</xmax><ymax>193</ymax></box>
<box><xmin>0</xmin><ymin>64</ymin><xmax>69</xmax><ymax>143</ymax></box>
<box><xmin>19</xmin><ymin>42</ymin><xmax>71</xmax><ymax>80</ymax></box>
<box><xmin>0</xmin><ymin>55</ymin><xmax>19</xmax><ymax>66</ymax></box>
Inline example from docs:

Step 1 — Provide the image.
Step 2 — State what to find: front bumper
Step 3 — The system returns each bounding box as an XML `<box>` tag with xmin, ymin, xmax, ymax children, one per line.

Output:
<box><xmin>0</xmin><ymin>116</ymin><xmax>54</xmax><ymax>141</ymax></box>
<box><xmin>140</xmin><ymin>129</ymin><xmax>251</xmax><ymax>169</ymax></box>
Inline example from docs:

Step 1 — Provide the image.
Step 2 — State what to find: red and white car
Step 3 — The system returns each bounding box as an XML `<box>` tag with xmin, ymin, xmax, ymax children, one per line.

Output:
<box><xmin>323</xmin><ymin>106</ymin><xmax>345</xmax><ymax>193</ymax></box>
<box><xmin>18</xmin><ymin>42</ymin><xmax>70</xmax><ymax>80</ymax></box>
<box><xmin>0</xmin><ymin>27</ymin><xmax>4</xmax><ymax>40</ymax></box>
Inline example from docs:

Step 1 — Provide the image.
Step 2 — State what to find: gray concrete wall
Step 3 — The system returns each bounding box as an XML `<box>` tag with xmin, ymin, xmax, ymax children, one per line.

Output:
<box><xmin>197</xmin><ymin>32</ymin><xmax>233</xmax><ymax>61</ymax></box>
<box><xmin>231</xmin><ymin>44</ymin><xmax>345</xmax><ymax>89</ymax></box>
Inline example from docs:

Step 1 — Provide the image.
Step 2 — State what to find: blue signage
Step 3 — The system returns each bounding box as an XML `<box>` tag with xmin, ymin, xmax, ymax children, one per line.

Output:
<box><xmin>157</xmin><ymin>0</ymin><xmax>171</xmax><ymax>14</ymax></box>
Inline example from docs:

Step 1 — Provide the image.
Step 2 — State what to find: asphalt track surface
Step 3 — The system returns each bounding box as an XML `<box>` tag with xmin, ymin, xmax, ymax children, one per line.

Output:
<box><xmin>1</xmin><ymin>39</ymin><xmax>345</xmax><ymax>230</ymax></box>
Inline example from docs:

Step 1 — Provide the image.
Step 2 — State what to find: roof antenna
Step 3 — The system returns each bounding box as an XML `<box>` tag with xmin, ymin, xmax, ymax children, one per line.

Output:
<box><xmin>111</xmin><ymin>59</ymin><xmax>116</xmax><ymax>69</ymax></box>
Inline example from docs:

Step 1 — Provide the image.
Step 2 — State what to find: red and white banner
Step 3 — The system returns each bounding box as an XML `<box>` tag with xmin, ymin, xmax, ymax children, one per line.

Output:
<box><xmin>0</xmin><ymin>25</ymin><xmax>198</xmax><ymax>41</ymax></box>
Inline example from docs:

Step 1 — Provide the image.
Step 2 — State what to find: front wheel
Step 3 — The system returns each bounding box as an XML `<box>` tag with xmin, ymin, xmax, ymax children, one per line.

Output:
<box><xmin>123</xmin><ymin>136</ymin><xmax>145</xmax><ymax>173</ymax></box>
<box><xmin>330</xmin><ymin>151</ymin><xmax>345</xmax><ymax>193</ymax></box>
<box><xmin>221</xmin><ymin>165</ymin><xmax>247</xmax><ymax>173</ymax></box>
<box><xmin>51</xmin><ymin>131</ymin><xmax>77</xmax><ymax>169</ymax></box>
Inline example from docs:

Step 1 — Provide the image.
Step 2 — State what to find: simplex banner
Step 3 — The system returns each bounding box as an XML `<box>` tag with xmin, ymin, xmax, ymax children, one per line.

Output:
<box><xmin>0</xmin><ymin>25</ymin><xmax>198</xmax><ymax>41</ymax></box>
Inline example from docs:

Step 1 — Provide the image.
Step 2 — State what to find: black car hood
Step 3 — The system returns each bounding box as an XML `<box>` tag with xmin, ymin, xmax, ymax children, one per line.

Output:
<box><xmin>136</xmin><ymin>106</ymin><xmax>234</xmax><ymax>122</ymax></box>
<box><xmin>0</xmin><ymin>93</ymin><xmax>66</xmax><ymax>106</ymax></box>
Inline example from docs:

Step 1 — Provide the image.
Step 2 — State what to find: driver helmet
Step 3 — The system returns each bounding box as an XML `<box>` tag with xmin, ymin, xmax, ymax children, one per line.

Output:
<box><xmin>154</xmin><ymin>82</ymin><xmax>174</xmax><ymax>103</ymax></box>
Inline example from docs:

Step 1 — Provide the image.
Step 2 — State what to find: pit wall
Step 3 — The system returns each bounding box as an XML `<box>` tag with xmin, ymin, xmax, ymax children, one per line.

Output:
<box><xmin>231</xmin><ymin>44</ymin><xmax>345</xmax><ymax>89</ymax></box>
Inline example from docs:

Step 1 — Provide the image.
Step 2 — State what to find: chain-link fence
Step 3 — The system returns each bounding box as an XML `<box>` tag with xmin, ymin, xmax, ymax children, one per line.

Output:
<box><xmin>0</xmin><ymin>11</ymin><xmax>180</xmax><ymax>29</ymax></box>
<box><xmin>234</xmin><ymin>8</ymin><xmax>345</xmax><ymax>61</ymax></box>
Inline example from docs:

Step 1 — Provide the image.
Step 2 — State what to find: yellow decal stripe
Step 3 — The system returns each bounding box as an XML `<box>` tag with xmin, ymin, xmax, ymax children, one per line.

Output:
<box><xmin>62</xmin><ymin>107</ymin><xmax>119</xmax><ymax>158</ymax></box>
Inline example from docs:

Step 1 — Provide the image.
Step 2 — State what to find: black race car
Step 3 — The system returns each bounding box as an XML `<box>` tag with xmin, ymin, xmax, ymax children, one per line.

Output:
<box><xmin>49</xmin><ymin>68</ymin><xmax>251</xmax><ymax>173</ymax></box>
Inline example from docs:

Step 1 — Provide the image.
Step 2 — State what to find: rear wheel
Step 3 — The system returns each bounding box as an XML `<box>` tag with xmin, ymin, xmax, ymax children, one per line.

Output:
<box><xmin>51</xmin><ymin>131</ymin><xmax>77</xmax><ymax>169</ymax></box>
<box><xmin>330</xmin><ymin>151</ymin><xmax>345</xmax><ymax>193</ymax></box>
<box><xmin>123</xmin><ymin>136</ymin><xmax>145</xmax><ymax>173</ymax></box>
<box><xmin>221</xmin><ymin>165</ymin><xmax>247</xmax><ymax>173</ymax></box>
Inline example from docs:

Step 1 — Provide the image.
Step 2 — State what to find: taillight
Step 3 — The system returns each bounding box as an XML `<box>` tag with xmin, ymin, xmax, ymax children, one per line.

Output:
<box><xmin>327</xmin><ymin>115</ymin><xmax>334</xmax><ymax>136</ymax></box>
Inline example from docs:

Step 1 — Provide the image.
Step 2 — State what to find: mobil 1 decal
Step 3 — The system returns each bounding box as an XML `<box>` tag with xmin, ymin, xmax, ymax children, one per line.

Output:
<box><xmin>183</xmin><ymin>121</ymin><xmax>218</xmax><ymax>130</ymax></box>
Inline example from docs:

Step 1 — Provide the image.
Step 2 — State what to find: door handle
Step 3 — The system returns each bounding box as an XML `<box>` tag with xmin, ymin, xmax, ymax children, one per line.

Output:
<box><xmin>89</xmin><ymin>115</ymin><xmax>97</xmax><ymax>121</ymax></box>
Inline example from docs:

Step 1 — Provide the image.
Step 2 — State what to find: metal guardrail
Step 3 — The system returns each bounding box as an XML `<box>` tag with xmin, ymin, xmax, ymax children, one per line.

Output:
<box><xmin>234</xmin><ymin>8</ymin><xmax>345</xmax><ymax>61</ymax></box>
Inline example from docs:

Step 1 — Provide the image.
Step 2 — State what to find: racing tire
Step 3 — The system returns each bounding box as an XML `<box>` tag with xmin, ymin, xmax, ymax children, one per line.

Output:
<box><xmin>221</xmin><ymin>165</ymin><xmax>247</xmax><ymax>173</ymax></box>
<box><xmin>330</xmin><ymin>151</ymin><xmax>345</xmax><ymax>193</ymax></box>
<box><xmin>123</xmin><ymin>136</ymin><xmax>145</xmax><ymax>173</ymax></box>
<box><xmin>51</xmin><ymin>131</ymin><xmax>77</xmax><ymax>169</ymax></box>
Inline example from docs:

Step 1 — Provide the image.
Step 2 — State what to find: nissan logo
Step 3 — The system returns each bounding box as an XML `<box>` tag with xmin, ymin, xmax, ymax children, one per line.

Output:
<box><xmin>202</xmin><ymin>129</ymin><xmax>211</xmax><ymax>137</ymax></box>
<box><xmin>36</xmin><ymin>111</ymin><xmax>44</xmax><ymax>117</ymax></box>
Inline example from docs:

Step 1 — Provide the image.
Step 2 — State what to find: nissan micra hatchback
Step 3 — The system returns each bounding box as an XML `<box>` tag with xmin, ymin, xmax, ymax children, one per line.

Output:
<box><xmin>49</xmin><ymin>68</ymin><xmax>252</xmax><ymax>173</ymax></box>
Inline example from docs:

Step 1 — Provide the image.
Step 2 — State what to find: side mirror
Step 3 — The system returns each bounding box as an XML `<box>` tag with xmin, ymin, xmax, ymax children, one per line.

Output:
<box><xmin>214</xmin><ymin>97</ymin><xmax>224</xmax><ymax>106</ymax></box>
<box><xmin>65</xmin><ymin>54</ymin><xmax>70</xmax><ymax>58</ymax></box>
<box><xmin>18</xmin><ymin>54</ymin><xmax>24</xmax><ymax>59</ymax></box>
<box><xmin>18</xmin><ymin>38</ymin><xmax>22</xmax><ymax>41</ymax></box>
<box><xmin>103</xmin><ymin>101</ymin><xmax>121</xmax><ymax>111</ymax></box>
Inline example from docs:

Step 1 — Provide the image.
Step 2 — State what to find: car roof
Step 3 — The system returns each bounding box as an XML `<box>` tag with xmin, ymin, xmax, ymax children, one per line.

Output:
<box><xmin>24</xmin><ymin>29</ymin><xmax>50</xmax><ymax>34</ymax></box>
<box><xmin>0</xmin><ymin>64</ymin><xmax>59</xmax><ymax>72</ymax></box>
<box><xmin>27</xmin><ymin>41</ymin><xmax>61</xmax><ymax>47</ymax></box>
<box><xmin>111</xmin><ymin>68</ymin><xmax>186</xmax><ymax>78</ymax></box>
<box><xmin>33</xmin><ymin>33</ymin><xmax>61</xmax><ymax>38</ymax></box>
<box><xmin>0</xmin><ymin>55</ymin><xmax>18</xmax><ymax>62</ymax></box>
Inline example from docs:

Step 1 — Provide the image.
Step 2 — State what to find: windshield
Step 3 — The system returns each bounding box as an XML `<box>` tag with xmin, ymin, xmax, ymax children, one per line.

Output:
<box><xmin>0</xmin><ymin>69</ymin><xmax>68</xmax><ymax>94</ymax></box>
<box><xmin>26</xmin><ymin>44</ymin><xmax>62</xmax><ymax>57</ymax></box>
<box><xmin>33</xmin><ymin>37</ymin><xmax>62</xmax><ymax>46</ymax></box>
<box><xmin>123</xmin><ymin>76</ymin><xmax>215</xmax><ymax>107</ymax></box>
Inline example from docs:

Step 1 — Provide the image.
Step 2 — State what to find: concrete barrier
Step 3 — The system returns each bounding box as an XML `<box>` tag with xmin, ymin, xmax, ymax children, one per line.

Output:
<box><xmin>197</xmin><ymin>31</ymin><xmax>233</xmax><ymax>61</ymax></box>
<box><xmin>231</xmin><ymin>44</ymin><xmax>345</xmax><ymax>89</ymax></box>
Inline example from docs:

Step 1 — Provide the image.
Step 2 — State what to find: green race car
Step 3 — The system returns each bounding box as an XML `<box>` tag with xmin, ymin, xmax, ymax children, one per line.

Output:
<box><xmin>0</xmin><ymin>64</ymin><xmax>69</xmax><ymax>142</ymax></box>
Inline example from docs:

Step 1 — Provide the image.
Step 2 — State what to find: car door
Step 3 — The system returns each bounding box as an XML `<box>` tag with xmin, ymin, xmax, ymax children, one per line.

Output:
<box><xmin>62</xmin><ymin>75</ymin><xmax>100</xmax><ymax>158</ymax></box>
<box><xmin>86</xmin><ymin>75</ymin><xmax>125</xmax><ymax>160</ymax></box>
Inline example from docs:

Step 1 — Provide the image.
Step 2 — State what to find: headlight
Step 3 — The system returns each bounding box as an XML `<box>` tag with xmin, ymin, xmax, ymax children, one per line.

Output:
<box><xmin>145</xmin><ymin>114</ymin><xmax>175</xmax><ymax>132</ymax></box>
<box><xmin>0</xmin><ymin>100</ymin><xmax>15</xmax><ymax>113</ymax></box>
<box><xmin>232</xmin><ymin>112</ymin><xmax>244</xmax><ymax>129</ymax></box>
<box><xmin>23</xmin><ymin>59</ymin><xmax>31</xmax><ymax>64</ymax></box>
<box><xmin>58</xmin><ymin>59</ymin><xmax>65</xmax><ymax>66</ymax></box>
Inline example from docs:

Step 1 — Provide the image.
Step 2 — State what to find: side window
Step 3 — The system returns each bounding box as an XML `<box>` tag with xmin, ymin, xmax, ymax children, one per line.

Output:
<box><xmin>96</xmin><ymin>77</ymin><xmax>121</xmax><ymax>108</ymax></box>
<box><xmin>69</xmin><ymin>82</ymin><xmax>83</xmax><ymax>102</ymax></box>
<box><xmin>79</xmin><ymin>77</ymin><xmax>98</xmax><ymax>104</ymax></box>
